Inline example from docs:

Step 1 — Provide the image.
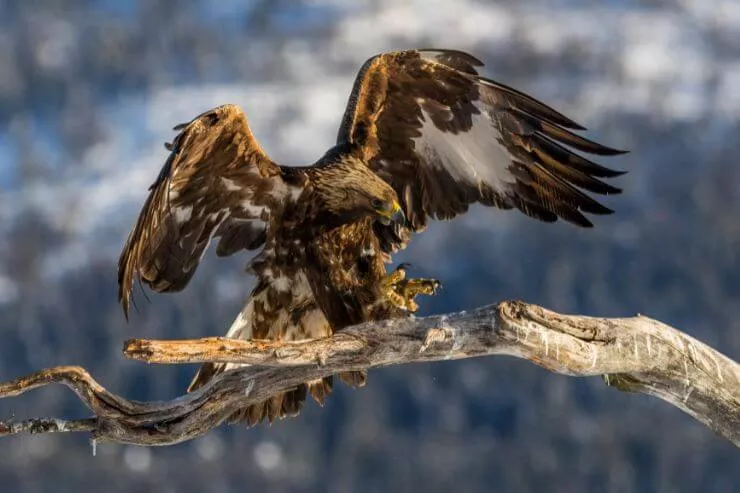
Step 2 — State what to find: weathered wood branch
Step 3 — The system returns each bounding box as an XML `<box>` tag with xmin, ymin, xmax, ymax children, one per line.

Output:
<box><xmin>1</xmin><ymin>301</ymin><xmax>738</xmax><ymax>447</ymax></box>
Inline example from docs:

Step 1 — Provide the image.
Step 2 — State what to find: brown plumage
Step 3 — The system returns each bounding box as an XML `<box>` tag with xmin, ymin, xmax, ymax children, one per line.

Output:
<box><xmin>118</xmin><ymin>49</ymin><xmax>626</xmax><ymax>426</ymax></box>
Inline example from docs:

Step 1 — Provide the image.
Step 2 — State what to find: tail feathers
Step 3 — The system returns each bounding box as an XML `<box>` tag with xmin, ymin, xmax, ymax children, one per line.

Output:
<box><xmin>188</xmin><ymin>365</ymin><xmax>367</xmax><ymax>427</ymax></box>
<box><xmin>187</xmin><ymin>361</ymin><xmax>224</xmax><ymax>393</ymax></box>
<box><xmin>229</xmin><ymin>384</ymin><xmax>309</xmax><ymax>426</ymax></box>
<box><xmin>338</xmin><ymin>370</ymin><xmax>367</xmax><ymax>387</ymax></box>
<box><xmin>307</xmin><ymin>377</ymin><xmax>333</xmax><ymax>406</ymax></box>
<box><xmin>226</xmin><ymin>378</ymin><xmax>332</xmax><ymax>426</ymax></box>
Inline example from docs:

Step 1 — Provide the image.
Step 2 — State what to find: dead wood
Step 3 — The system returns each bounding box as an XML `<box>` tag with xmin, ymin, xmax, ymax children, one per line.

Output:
<box><xmin>1</xmin><ymin>301</ymin><xmax>738</xmax><ymax>447</ymax></box>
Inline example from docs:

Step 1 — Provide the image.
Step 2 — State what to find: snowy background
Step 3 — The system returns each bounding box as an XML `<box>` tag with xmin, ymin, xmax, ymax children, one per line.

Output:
<box><xmin>1</xmin><ymin>1</ymin><xmax>739</xmax><ymax>491</ymax></box>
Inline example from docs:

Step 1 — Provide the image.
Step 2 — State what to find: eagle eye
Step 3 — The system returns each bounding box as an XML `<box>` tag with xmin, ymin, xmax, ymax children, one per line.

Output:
<box><xmin>371</xmin><ymin>198</ymin><xmax>384</xmax><ymax>209</ymax></box>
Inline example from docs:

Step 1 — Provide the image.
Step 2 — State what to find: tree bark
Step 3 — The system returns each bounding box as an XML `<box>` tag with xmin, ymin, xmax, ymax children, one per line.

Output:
<box><xmin>1</xmin><ymin>301</ymin><xmax>738</xmax><ymax>447</ymax></box>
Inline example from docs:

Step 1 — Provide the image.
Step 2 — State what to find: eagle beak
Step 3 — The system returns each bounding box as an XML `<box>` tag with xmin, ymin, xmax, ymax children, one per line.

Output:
<box><xmin>390</xmin><ymin>201</ymin><xmax>405</xmax><ymax>225</ymax></box>
<box><xmin>378</xmin><ymin>200</ymin><xmax>405</xmax><ymax>226</ymax></box>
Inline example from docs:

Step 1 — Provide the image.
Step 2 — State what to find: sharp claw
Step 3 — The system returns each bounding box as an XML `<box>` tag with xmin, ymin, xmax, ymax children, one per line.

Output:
<box><xmin>382</xmin><ymin>271</ymin><xmax>441</xmax><ymax>314</ymax></box>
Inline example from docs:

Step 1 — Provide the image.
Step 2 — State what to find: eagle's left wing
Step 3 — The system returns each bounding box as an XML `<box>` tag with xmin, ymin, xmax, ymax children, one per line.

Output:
<box><xmin>337</xmin><ymin>49</ymin><xmax>626</xmax><ymax>250</ymax></box>
<box><xmin>118</xmin><ymin>104</ymin><xmax>288</xmax><ymax>318</ymax></box>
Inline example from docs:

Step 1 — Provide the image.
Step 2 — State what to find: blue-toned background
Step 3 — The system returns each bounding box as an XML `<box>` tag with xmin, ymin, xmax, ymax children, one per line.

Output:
<box><xmin>1</xmin><ymin>1</ymin><xmax>739</xmax><ymax>491</ymax></box>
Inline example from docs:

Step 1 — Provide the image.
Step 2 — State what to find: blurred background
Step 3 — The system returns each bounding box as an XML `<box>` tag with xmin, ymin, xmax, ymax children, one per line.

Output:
<box><xmin>0</xmin><ymin>0</ymin><xmax>739</xmax><ymax>491</ymax></box>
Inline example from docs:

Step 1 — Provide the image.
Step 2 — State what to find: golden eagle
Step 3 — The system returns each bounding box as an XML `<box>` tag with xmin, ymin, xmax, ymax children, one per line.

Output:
<box><xmin>118</xmin><ymin>49</ymin><xmax>625</xmax><ymax>426</ymax></box>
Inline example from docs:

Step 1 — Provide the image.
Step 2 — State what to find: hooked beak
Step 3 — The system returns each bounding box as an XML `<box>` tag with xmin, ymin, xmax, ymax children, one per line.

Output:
<box><xmin>378</xmin><ymin>200</ymin><xmax>405</xmax><ymax>226</ymax></box>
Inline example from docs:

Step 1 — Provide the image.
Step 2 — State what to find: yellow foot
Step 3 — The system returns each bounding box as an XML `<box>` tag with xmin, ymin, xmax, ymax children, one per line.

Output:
<box><xmin>381</xmin><ymin>263</ymin><xmax>441</xmax><ymax>313</ymax></box>
<box><xmin>380</xmin><ymin>263</ymin><xmax>409</xmax><ymax>310</ymax></box>
<box><xmin>393</xmin><ymin>278</ymin><xmax>441</xmax><ymax>312</ymax></box>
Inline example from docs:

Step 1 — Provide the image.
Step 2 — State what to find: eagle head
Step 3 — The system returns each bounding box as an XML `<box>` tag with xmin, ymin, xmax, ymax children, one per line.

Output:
<box><xmin>313</xmin><ymin>157</ymin><xmax>404</xmax><ymax>226</ymax></box>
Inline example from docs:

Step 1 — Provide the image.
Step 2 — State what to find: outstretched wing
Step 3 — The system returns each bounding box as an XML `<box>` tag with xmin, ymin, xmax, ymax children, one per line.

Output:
<box><xmin>337</xmin><ymin>49</ymin><xmax>626</xmax><ymax>248</ymax></box>
<box><xmin>118</xmin><ymin>104</ymin><xmax>289</xmax><ymax>317</ymax></box>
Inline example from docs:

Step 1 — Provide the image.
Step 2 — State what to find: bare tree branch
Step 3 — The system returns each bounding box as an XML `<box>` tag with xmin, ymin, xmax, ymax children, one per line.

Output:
<box><xmin>1</xmin><ymin>301</ymin><xmax>738</xmax><ymax>447</ymax></box>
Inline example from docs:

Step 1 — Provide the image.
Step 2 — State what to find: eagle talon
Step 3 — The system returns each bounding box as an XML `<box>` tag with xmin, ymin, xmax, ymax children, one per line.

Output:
<box><xmin>382</xmin><ymin>275</ymin><xmax>441</xmax><ymax>313</ymax></box>
<box><xmin>382</xmin><ymin>286</ymin><xmax>412</xmax><ymax>312</ymax></box>
<box><xmin>429</xmin><ymin>280</ymin><xmax>442</xmax><ymax>294</ymax></box>
<box><xmin>398</xmin><ymin>278</ymin><xmax>442</xmax><ymax>296</ymax></box>
<box><xmin>381</xmin><ymin>264</ymin><xmax>408</xmax><ymax>290</ymax></box>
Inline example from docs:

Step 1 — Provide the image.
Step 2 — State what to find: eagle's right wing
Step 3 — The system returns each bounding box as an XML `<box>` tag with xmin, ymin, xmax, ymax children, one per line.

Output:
<box><xmin>118</xmin><ymin>104</ymin><xmax>289</xmax><ymax>318</ymax></box>
<box><xmin>337</xmin><ymin>50</ymin><xmax>626</xmax><ymax>252</ymax></box>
